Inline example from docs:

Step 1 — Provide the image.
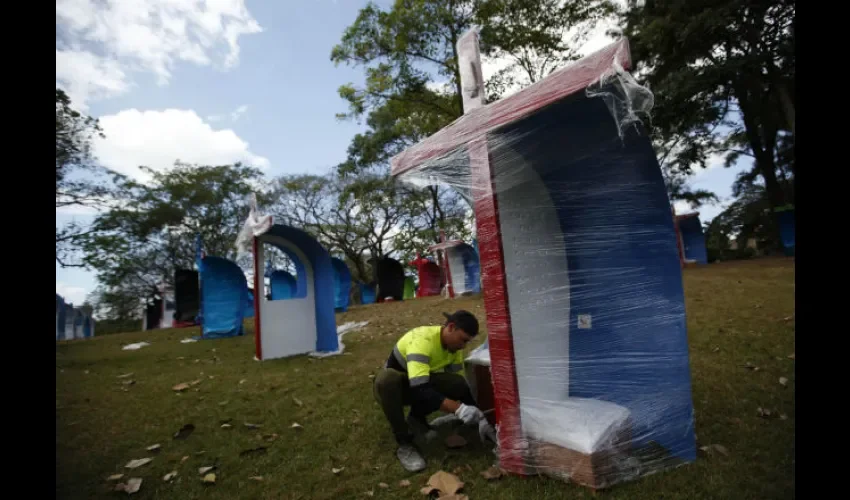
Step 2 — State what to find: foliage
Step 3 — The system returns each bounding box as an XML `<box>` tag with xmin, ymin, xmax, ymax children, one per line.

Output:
<box><xmin>80</xmin><ymin>162</ymin><xmax>271</xmax><ymax>314</ymax></box>
<box><xmin>56</xmin><ymin>88</ymin><xmax>123</xmax><ymax>267</ymax></box>
<box><xmin>622</xmin><ymin>0</ymin><xmax>795</xmax><ymax>216</ymax></box>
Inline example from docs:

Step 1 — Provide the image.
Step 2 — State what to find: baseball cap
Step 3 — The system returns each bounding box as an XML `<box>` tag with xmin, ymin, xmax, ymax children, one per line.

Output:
<box><xmin>442</xmin><ymin>310</ymin><xmax>479</xmax><ymax>337</ymax></box>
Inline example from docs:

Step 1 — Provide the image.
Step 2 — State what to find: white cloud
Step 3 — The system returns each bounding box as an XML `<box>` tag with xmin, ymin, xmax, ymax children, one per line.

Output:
<box><xmin>231</xmin><ymin>105</ymin><xmax>249</xmax><ymax>121</ymax></box>
<box><xmin>56</xmin><ymin>0</ymin><xmax>262</xmax><ymax>108</ymax></box>
<box><xmin>94</xmin><ymin>108</ymin><xmax>270</xmax><ymax>181</ymax></box>
<box><xmin>56</xmin><ymin>282</ymin><xmax>89</xmax><ymax>306</ymax></box>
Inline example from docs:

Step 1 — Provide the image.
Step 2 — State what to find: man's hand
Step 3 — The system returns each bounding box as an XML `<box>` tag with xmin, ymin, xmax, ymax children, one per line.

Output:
<box><xmin>478</xmin><ymin>419</ymin><xmax>497</xmax><ymax>444</ymax></box>
<box><xmin>454</xmin><ymin>403</ymin><xmax>485</xmax><ymax>425</ymax></box>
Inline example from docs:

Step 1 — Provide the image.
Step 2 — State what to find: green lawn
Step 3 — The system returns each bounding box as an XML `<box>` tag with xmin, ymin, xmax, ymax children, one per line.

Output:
<box><xmin>56</xmin><ymin>258</ymin><xmax>795</xmax><ymax>499</ymax></box>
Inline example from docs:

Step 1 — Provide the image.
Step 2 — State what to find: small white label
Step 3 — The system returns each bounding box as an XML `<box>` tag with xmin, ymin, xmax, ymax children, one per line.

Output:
<box><xmin>578</xmin><ymin>314</ymin><xmax>592</xmax><ymax>329</ymax></box>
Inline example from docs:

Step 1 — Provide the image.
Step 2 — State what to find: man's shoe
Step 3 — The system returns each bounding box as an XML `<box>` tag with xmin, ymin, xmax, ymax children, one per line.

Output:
<box><xmin>407</xmin><ymin>414</ymin><xmax>437</xmax><ymax>442</ymax></box>
<box><xmin>396</xmin><ymin>443</ymin><xmax>427</xmax><ymax>472</ymax></box>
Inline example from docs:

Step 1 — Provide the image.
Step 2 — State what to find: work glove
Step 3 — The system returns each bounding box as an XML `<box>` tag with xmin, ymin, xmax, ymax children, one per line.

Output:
<box><xmin>455</xmin><ymin>403</ymin><xmax>485</xmax><ymax>425</ymax></box>
<box><xmin>478</xmin><ymin>419</ymin><xmax>497</xmax><ymax>444</ymax></box>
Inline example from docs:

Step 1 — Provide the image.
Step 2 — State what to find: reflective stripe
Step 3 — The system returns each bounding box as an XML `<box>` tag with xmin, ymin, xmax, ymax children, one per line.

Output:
<box><xmin>407</xmin><ymin>353</ymin><xmax>430</xmax><ymax>364</ymax></box>
<box><xmin>392</xmin><ymin>345</ymin><xmax>406</xmax><ymax>368</ymax></box>
<box><xmin>445</xmin><ymin>363</ymin><xmax>463</xmax><ymax>373</ymax></box>
<box><xmin>409</xmin><ymin>375</ymin><xmax>430</xmax><ymax>387</ymax></box>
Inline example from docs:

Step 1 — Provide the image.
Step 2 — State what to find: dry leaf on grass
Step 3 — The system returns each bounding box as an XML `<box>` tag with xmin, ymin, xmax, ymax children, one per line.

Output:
<box><xmin>445</xmin><ymin>435</ymin><xmax>467</xmax><ymax>449</ymax></box>
<box><xmin>293</xmin><ymin>397</ymin><xmax>304</xmax><ymax>407</ymax></box>
<box><xmin>364</xmin><ymin>491</ymin><xmax>374</xmax><ymax>497</ymax></box>
<box><xmin>117</xmin><ymin>373</ymin><xmax>134</xmax><ymax>379</ymax></box>
<box><xmin>172</xmin><ymin>383</ymin><xmax>190</xmax><ymax>392</ymax></box>
<box><xmin>787</xmin><ymin>353</ymin><xmax>795</xmax><ymax>359</ymax></box>
<box><xmin>779</xmin><ymin>377</ymin><xmax>788</xmax><ymax>386</ymax></box>
<box><xmin>122</xmin><ymin>380</ymin><xmax>136</xmax><ymax>386</ymax></box>
<box><xmin>219</xmin><ymin>401</ymin><xmax>229</xmax><ymax>406</ymax></box>
<box><xmin>263</xmin><ymin>433</ymin><xmax>279</xmax><ymax>442</ymax></box>
<box><xmin>743</xmin><ymin>362</ymin><xmax>759</xmax><ymax>371</ymax></box>
<box><xmin>163</xmin><ymin>471</ymin><xmax>178</xmax><ymax>482</ymax></box>
<box><xmin>239</xmin><ymin>379</ymin><xmax>247</xmax><ymax>385</ymax></box>
<box><xmin>181</xmin><ymin>456</ymin><xmax>190</xmax><ymax>463</ymax></box>
<box><xmin>699</xmin><ymin>444</ymin><xmax>729</xmax><ymax>456</ymax></box>
<box><xmin>378</xmin><ymin>482</ymin><xmax>389</xmax><ymax>489</ymax></box>
<box><xmin>291</xmin><ymin>422</ymin><xmax>303</xmax><ymax>430</ymax></box>
<box><xmin>125</xmin><ymin>458</ymin><xmax>153</xmax><ymax>469</ymax></box>
<box><xmin>221</xmin><ymin>424</ymin><xmax>233</xmax><ymax>429</ymax></box>
<box><xmin>757</xmin><ymin>407</ymin><xmax>774</xmax><ymax>419</ymax></box>
<box><xmin>244</xmin><ymin>422</ymin><xmax>262</xmax><ymax>429</ymax></box>
<box><xmin>780</xmin><ymin>414</ymin><xmax>788</xmax><ymax>420</ymax></box>
<box><xmin>190</xmin><ymin>379</ymin><xmax>202</xmax><ymax>387</ymax></box>
<box><xmin>146</xmin><ymin>444</ymin><xmax>161</xmax><ymax>452</ymax></box>
<box><xmin>332</xmin><ymin>467</ymin><xmax>345</xmax><ymax>475</ymax></box>
<box><xmin>240</xmin><ymin>447</ymin><xmax>268</xmax><ymax>457</ymax></box>
<box><xmin>422</xmin><ymin>471</ymin><xmax>464</xmax><ymax>496</ymax></box>
<box><xmin>115</xmin><ymin>477</ymin><xmax>142</xmax><ymax>494</ymax></box>
<box><xmin>399</xmin><ymin>479</ymin><xmax>411</xmax><ymax>487</ymax></box>
<box><xmin>107</xmin><ymin>474</ymin><xmax>124</xmax><ymax>481</ymax></box>
<box><xmin>480</xmin><ymin>466</ymin><xmax>504</xmax><ymax>480</ymax></box>
<box><xmin>249</xmin><ymin>476</ymin><xmax>264</xmax><ymax>481</ymax></box>
<box><xmin>173</xmin><ymin>424</ymin><xmax>195</xmax><ymax>440</ymax></box>
<box><xmin>202</xmin><ymin>473</ymin><xmax>216</xmax><ymax>484</ymax></box>
<box><xmin>199</xmin><ymin>466</ymin><xmax>216</xmax><ymax>475</ymax></box>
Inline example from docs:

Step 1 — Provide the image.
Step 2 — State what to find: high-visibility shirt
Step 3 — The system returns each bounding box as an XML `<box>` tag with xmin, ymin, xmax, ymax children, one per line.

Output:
<box><xmin>388</xmin><ymin>325</ymin><xmax>465</xmax><ymax>387</ymax></box>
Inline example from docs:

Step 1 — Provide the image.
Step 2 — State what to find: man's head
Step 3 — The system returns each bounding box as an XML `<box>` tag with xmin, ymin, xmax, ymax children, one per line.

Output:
<box><xmin>440</xmin><ymin>310</ymin><xmax>479</xmax><ymax>352</ymax></box>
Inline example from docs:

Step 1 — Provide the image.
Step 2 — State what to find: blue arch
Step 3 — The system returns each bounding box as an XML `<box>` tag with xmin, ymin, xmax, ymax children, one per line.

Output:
<box><xmin>331</xmin><ymin>258</ymin><xmax>352</xmax><ymax>312</ymax></box>
<box><xmin>270</xmin><ymin>270</ymin><xmax>298</xmax><ymax>300</ymax></box>
<box><xmin>83</xmin><ymin>315</ymin><xmax>93</xmax><ymax>338</ymax></box>
<box><xmin>359</xmin><ymin>283</ymin><xmax>376</xmax><ymax>304</ymax></box>
<box><xmin>777</xmin><ymin>208</ymin><xmax>795</xmax><ymax>256</ymax></box>
<box><xmin>200</xmin><ymin>255</ymin><xmax>248</xmax><ymax>339</ymax></box>
<box><xmin>262</xmin><ymin>224</ymin><xmax>339</xmax><ymax>353</ymax></box>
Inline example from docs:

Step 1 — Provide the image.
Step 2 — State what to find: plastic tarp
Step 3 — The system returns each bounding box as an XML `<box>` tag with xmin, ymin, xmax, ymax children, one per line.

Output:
<box><xmin>331</xmin><ymin>257</ymin><xmax>352</xmax><ymax>312</ymax></box>
<box><xmin>777</xmin><ymin>207</ymin><xmax>795</xmax><ymax>256</ymax></box>
<box><xmin>359</xmin><ymin>283</ymin><xmax>376</xmax><ymax>305</ymax></box>
<box><xmin>244</xmin><ymin>288</ymin><xmax>255</xmax><ymax>318</ymax></box>
<box><xmin>391</xmin><ymin>33</ymin><xmax>695</xmax><ymax>489</ymax></box>
<box><xmin>200</xmin><ymin>256</ymin><xmax>247</xmax><ymax>339</ymax></box>
<box><xmin>371</xmin><ymin>256</ymin><xmax>405</xmax><ymax>302</ymax></box>
<box><xmin>410</xmin><ymin>255</ymin><xmax>442</xmax><ymax>297</ymax></box>
<box><xmin>676</xmin><ymin>214</ymin><xmax>708</xmax><ymax>265</ymax></box>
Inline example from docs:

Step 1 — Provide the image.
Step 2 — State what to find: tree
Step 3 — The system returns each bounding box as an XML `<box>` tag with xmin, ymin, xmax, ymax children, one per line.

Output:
<box><xmin>80</xmin><ymin>162</ymin><xmax>271</xmax><ymax>317</ymax></box>
<box><xmin>56</xmin><ymin>88</ymin><xmax>122</xmax><ymax>267</ymax></box>
<box><xmin>332</xmin><ymin>0</ymin><xmax>613</xmax><ymax>251</ymax></box>
<box><xmin>622</xmin><ymin>0</ymin><xmax>795</xmax><ymax>222</ymax></box>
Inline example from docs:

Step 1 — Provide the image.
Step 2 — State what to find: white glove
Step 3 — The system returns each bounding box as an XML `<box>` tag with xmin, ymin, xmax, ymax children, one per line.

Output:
<box><xmin>478</xmin><ymin>419</ymin><xmax>497</xmax><ymax>443</ymax></box>
<box><xmin>455</xmin><ymin>403</ymin><xmax>485</xmax><ymax>425</ymax></box>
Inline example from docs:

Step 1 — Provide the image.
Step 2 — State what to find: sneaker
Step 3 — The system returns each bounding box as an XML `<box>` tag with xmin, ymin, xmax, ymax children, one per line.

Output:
<box><xmin>396</xmin><ymin>443</ymin><xmax>427</xmax><ymax>472</ymax></box>
<box><xmin>407</xmin><ymin>414</ymin><xmax>438</xmax><ymax>442</ymax></box>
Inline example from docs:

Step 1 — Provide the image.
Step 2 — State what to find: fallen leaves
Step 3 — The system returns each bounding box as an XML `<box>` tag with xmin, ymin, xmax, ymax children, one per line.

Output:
<box><xmin>115</xmin><ymin>477</ymin><xmax>142</xmax><ymax>494</ymax></box>
<box><xmin>742</xmin><ymin>362</ymin><xmax>760</xmax><ymax>372</ymax></box>
<box><xmin>291</xmin><ymin>422</ymin><xmax>303</xmax><ymax>430</ymax></box>
<box><xmin>172</xmin><ymin>383</ymin><xmax>190</xmax><ymax>392</ymax></box>
<box><xmin>378</xmin><ymin>482</ymin><xmax>389</xmax><ymax>489</ymax></box>
<box><xmin>146</xmin><ymin>444</ymin><xmax>161</xmax><ymax>452</ymax></box>
<box><xmin>421</xmin><ymin>470</ymin><xmax>464</xmax><ymax>497</ymax></box>
<box><xmin>107</xmin><ymin>474</ymin><xmax>124</xmax><ymax>481</ymax></box>
<box><xmin>293</xmin><ymin>397</ymin><xmax>304</xmax><ymax>407</ymax></box>
<box><xmin>117</xmin><ymin>373</ymin><xmax>134</xmax><ymax>379</ymax></box>
<box><xmin>122</xmin><ymin>380</ymin><xmax>136</xmax><ymax>386</ymax></box>
<box><xmin>221</xmin><ymin>424</ymin><xmax>233</xmax><ymax>429</ymax></box>
<box><xmin>199</xmin><ymin>466</ymin><xmax>216</xmax><ymax>475</ymax></box>
<box><xmin>244</xmin><ymin>422</ymin><xmax>262</xmax><ymax>429</ymax></box>
<box><xmin>757</xmin><ymin>407</ymin><xmax>777</xmax><ymax>419</ymax></box>
<box><xmin>239</xmin><ymin>379</ymin><xmax>247</xmax><ymax>385</ymax></box>
<box><xmin>124</xmin><ymin>458</ymin><xmax>153</xmax><ymax>469</ymax></box>
<box><xmin>480</xmin><ymin>466</ymin><xmax>505</xmax><ymax>480</ymax></box>
<box><xmin>202</xmin><ymin>473</ymin><xmax>216</xmax><ymax>484</ymax></box>
<box><xmin>699</xmin><ymin>444</ymin><xmax>729</xmax><ymax>457</ymax></box>
<box><xmin>163</xmin><ymin>471</ymin><xmax>178</xmax><ymax>482</ymax></box>
<box><xmin>249</xmin><ymin>476</ymin><xmax>264</xmax><ymax>481</ymax></box>
<box><xmin>332</xmin><ymin>467</ymin><xmax>345</xmax><ymax>475</ymax></box>
<box><xmin>788</xmin><ymin>353</ymin><xmax>795</xmax><ymax>360</ymax></box>
<box><xmin>240</xmin><ymin>447</ymin><xmax>268</xmax><ymax>457</ymax></box>
<box><xmin>399</xmin><ymin>479</ymin><xmax>411</xmax><ymax>487</ymax></box>
<box><xmin>173</xmin><ymin>424</ymin><xmax>195</xmax><ymax>440</ymax></box>
<box><xmin>445</xmin><ymin>434</ymin><xmax>467</xmax><ymax>449</ymax></box>
<box><xmin>779</xmin><ymin>377</ymin><xmax>788</xmax><ymax>386</ymax></box>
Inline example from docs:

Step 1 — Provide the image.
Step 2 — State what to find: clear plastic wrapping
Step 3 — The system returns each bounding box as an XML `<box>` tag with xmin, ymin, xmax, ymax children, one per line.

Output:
<box><xmin>391</xmin><ymin>36</ymin><xmax>695</xmax><ymax>490</ymax></box>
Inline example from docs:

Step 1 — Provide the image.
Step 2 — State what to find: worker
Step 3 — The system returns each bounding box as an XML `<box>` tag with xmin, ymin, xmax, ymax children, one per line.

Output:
<box><xmin>373</xmin><ymin>310</ymin><xmax>496</xmax><ymax>472</ymax></box>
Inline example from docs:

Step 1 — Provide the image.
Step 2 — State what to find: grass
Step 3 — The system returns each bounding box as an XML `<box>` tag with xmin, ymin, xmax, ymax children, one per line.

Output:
<box><xmin>56</xmin><ymin>258</ymin><xmax>795</xmax><ymax>499</ymax></box>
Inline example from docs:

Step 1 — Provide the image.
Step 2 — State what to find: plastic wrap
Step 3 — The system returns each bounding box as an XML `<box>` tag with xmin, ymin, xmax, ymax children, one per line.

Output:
<box><xmin>391</xmin><ymin>36</ymin><xmax>695</xmax><ymax>490</ymax></box>
<box><xmin>200</xmin><ymin>255</ymin><xmax>248</xmax><ymax>339</ymax></box>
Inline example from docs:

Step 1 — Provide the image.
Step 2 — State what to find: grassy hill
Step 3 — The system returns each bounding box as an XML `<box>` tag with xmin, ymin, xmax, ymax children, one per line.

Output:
<box><xmin>56</xmin><ymin>258</ymin><xmax>795</xmax><ymax>499</ymax></box>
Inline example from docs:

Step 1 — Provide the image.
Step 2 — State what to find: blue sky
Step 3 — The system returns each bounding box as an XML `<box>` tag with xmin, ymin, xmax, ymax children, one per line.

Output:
<box><xmin>56</xmin><ymin>0</ymin><xmax>746</xmax><ymax>306</ymax></box>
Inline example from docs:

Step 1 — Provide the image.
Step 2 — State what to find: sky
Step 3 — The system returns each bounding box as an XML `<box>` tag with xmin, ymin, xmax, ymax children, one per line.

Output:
<box><xmin>56</xmin><ymin>0</ymin><xmax>747</xmax><ymax>307</ymax></box>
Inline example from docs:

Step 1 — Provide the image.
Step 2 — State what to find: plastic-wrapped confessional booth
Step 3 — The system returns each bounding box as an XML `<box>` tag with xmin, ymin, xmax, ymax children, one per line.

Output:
<box><xmin>675</xmin><ymin>212</ymin><xmax>708</xmax><ymax>265</ymax></box>
<box><xmin>409</xmin><ymin>253</ymin><xmax>443</xmax><ymax>297</ymax></box>
<box><xmin>331</xmin><ymin>257</ymin><xmax>352</xmax><ymax>312</ymax></box>
<box><xmin>428</xmin><ymin>240</ymin><xmax>481</xmax><ymax>296</ymax></box>
<box><xmin>391</xmin><ymin>34</ymin><xmax>695</xmax><ymax>489</ymax></box>
<box><xmin>776</xmin><ymin>206</ymin><xmax>795</xmax><ymax>256</ymax></box>
<box><xmin>250</xmin><ymin>224</ymin><xmax>339</xmax><ymax>360</ymax></box>
<box><xmin>369</xmin><ymin>256</ymin><xmax>405</xmax><ymax>302</ymax></box>
<box><xmin>56</xmin><ymin>295</ymin><xmax>67</xmax><ymax>341</ymax></box>
<box><xmin>199</xmin><ymin>255</ymin><xmax>250</xmax><ymax>339</ymax></box>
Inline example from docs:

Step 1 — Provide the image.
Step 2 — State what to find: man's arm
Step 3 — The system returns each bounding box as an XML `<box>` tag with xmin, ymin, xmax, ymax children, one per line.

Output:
<box><xmin>406</xmin><ymin>340</ymin><xmax>462</xmax><ymax>414</ymax></box>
